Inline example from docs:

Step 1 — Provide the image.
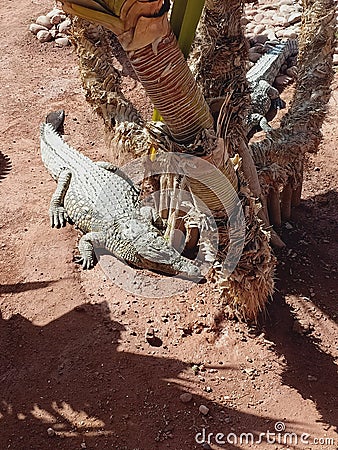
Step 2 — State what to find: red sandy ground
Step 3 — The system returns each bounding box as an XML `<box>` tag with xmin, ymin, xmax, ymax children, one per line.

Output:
<box><xmin>0</xmin><ymin>1</ymin><xmax>337</xmax><ymax>449</ymax></box>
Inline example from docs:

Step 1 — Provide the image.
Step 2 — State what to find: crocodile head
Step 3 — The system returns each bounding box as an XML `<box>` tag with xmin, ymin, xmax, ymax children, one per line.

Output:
<box><xmin>117</xmin><ymin>218</ymin><xmax>201</xmax><ymax>279</ymax></box>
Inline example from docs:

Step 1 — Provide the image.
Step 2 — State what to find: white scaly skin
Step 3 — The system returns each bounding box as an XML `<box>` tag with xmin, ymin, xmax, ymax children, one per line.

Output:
<box><xmin>246</xmin><ymin>39</ymin><xmax>298</xmax><ymax>136</ymax></box>
<box><xmin>40</xmin><ymin>115</ymin><xmax>201</xmax><ymax>278</ymax></box>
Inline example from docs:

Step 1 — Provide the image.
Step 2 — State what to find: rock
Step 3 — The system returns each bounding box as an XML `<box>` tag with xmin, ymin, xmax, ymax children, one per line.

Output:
<box><xmin>56</xmin><ymin>32</ymin><xmax>69</xmax><ymax>39</ymax></box>
<box><xmin>50</xmin><ymin>14</ymin><xmax>63</xmax><ymax>25</ymax></box>
<box><xmin>58</xmin><ymin>18</ymin><xmax>72</xmax><ymax>33</ymax></box>
<box><xmin>180</xmin><ymin>392</ymin><xmax>193</xmax><ymax>403</ymax></box>
<box><xmin>266</xmin><ymin>29</ymin><xmax>278</xmax><ymax>41</ymax></box>
<box><xmin>47</xmin><ymin>428</ymin><xmax>55</xmax><ymax>437</ymax></box>
<box><xmin>288</xmin><ymin>12</ymin><xmax>302</xmax><ymax>25</ymax></box>
<box><xmin>55</xmin><ymin>37</ymin><xmax>70</xmax><ymax>47</ymax></box>
<box><xmin>261</xmin><ymin>18</ymin><xmax>274</xmax><ymax>26</ymax></box>
<box><xmin>276</xmin><ymin>28</ymin><xmax>298</xmax><ymax>39</ymax></box>
<box><xmin>47</xmin><ymin>8</ymin><xmax>64</xmax><ymax>18</ymax></box>
<box><xmin>333</xmin><ymin>54</ymin><xmax>338</xmax><ymax>65</ymax></box>
<box><xmin>246</xmin><ymin>23</ymin><xmax>256</xmax><ymax>33</ymax></box>
<box><xmin>253</xmin><ymin>24</ymin><xmax>266</xmax><ymax>35</ymax></box>
<box><xmin>50</xmin><ymin>28</ymin><xmax>58</xmax><ymax>39</ymax></box>
<box><xmin>283</xmin><ymin>28</ymin><xmax>298</xmax><ymax>39</ymax></box>
<box><xmin>248</xmin><ymin>52</ymin><xmax>262</xmax><ymax>63</ymax></box>
<box><xmin>29</xmin><ymin>23</ymin><xmax>48</xmax><ymax>35</ymax></box>
<box><xmin>272</xmin><ymin>14</ymin><xmax>289</xmax><ymax>26</ymax></box>
<box><xmin>36</xmin><ymin>30</ymin><xmax>53</xmax><ymax>42</ymax></box>
<box><xmin>254</xmin><ymin>13</ymin><xmax>265</xmax><ymax>23</ymax></box>
<box><xmin>285</xmin><ymin>222</ymin><xmax>293</xmax><ymax>230</ymax></box>
<box><xmin>279</xmin><ymin>4</ymin><xmax>293</xmax><ymax>14</ymax></box>
<box><xmin>36</xmin><ymin>15</ymin><xmax>52</xmax><ymax>29</ymax></box>
<box><xmin>199</xmin><ymin>405</ymin><xmax>209</xmax><ymax>415</ymax></box>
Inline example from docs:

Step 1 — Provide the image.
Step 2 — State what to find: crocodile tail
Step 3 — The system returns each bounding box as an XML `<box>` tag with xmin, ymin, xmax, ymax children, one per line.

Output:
<box><xmin>45</xmin><ymin>110</ymin><xmax>65</xmax><ymax>134</ymax></box>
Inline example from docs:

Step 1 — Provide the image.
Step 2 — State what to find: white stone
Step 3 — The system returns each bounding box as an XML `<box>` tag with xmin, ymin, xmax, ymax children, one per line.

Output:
<box><xmin>199</xmin><ymin>405</ymin><xmax>209</xmax><ymax>415</ymax></box>
<box><xmin>55</xmin><ymin>37</ymin><xmax>70</xmax><ymax>47</ymax></box>
<box><xmin>50</xmin><ymin>14</ymin><xmax>63</xmax><ymax>25</ymax></box>
<box><xmin>288</xmin><ymin>12</ymin><xmax>302</xmax><ymax>25</ymax></box>
<box><xmin>58</xmin><ymin>18</ymin><xmax>72</xmax><ymax>33</ymax></box>
<box><xmin>29</xmin><ymin>23</ymin><xmax>48</xmax><ymax>35</ymax></box>
<box><xmin>282</xmin><ymin>29</ymin><xmax>299</xmax><ymax>39</ymax></box>
<box><xmin>36</xmin><ymin>30</ymin><xmax>53</xmax><ymax>42</ymax></box>
<box><xmin>279</xmin><ymin>4</ymin><xmax>293</xmax><ymax>14</ymax></box>
<box><xmin>180</xmin><ymin>392</ymin><xmax>193</xmax><ymax>403</ymax></box>
<box><xmin>47</xmin><ymin>8</ymin><xmax>64</xmax><ymax>18</ymax></box>
<box><xmin>35</xmin><ymin>15</ymin><xmax>52</xmax><ymax>29</ymax></box>
<box><xmin>254</xmin><ymin>13</ymin><xmax>265</xmax><ymax>23</ymax></box>
<box><xmin>272</xmin><ymin>15</ymin><xmax>289</xmax><ymax>26</ymax></box>
<box><xmin>254</xmin><ymin>24</ymin><xmax>266</xmax><ymax>34</ymax></box>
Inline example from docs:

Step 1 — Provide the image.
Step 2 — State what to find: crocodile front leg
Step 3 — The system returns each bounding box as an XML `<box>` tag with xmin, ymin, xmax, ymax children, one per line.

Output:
<box><xmin>76</xmin><ymin>231</ymin><xmax>106</xmax><ymax>269</ymax></box>
<box><xmin>49</xmin><ymin>169</ymin><xmax>72</xmax><ymax>228</ymax></box>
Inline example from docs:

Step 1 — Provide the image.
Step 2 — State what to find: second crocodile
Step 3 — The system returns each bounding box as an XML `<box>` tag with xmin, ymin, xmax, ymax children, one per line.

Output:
<box><xmin>246</xmin><ymin>39</ymin><xmax>298</xmax><ymax>137</ymax></box>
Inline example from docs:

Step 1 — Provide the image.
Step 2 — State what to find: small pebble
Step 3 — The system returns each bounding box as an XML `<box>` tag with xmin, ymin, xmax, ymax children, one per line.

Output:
<box><xmin>278</xmin><ymin>28</ymin><xmax>298</xmax><ymax>39</ymax></box>
<box><xmin>280</xmin><ymin>4</ymin><xmax>294</xmax><ymax>14</ymax></box>
<box><xmin>47</xmin><ymin>428</ymin><xmax>55</xmax><ymax>437</ymax></box>
<box><xmin>58</xmin><ymin>18</ymin><xmax>72</xmax><ymax>33</ymax></box>
<box><xmin>29</xmin><ymin>23</ymin><xmax>48</xmax><ymax>34</ymax></box>
<box><xmin>36</xmin><ymin>30</ymin><xmax>53</xmax><ymax>42</ymax></box>
<box><xmin>50</xmin><ymin>14</ymin><xmax>63</xmax><ymax>25</ymax></box>
<box><xmin>254</xmin><ymin>13</ymin><xmax>265</xmax><ymax>23</ymax></box>
<box><xmin>199</xmin><ymin>405</ymin><xmax>210</xmax><ymax>415</ymax></box>
<box><xmin>55</xmin><ymin>37</ymin><xmax>70</xmax><ymax>47</ymax></box>
<box><xmin>46</xmin><ymin>8</ymin><xmax>64</xmax><ymax>18</ymax></box>
<box><xmin>285</xmin><ymin>222</ymin><xmax>293</xmax><ymax>230</ymax></box>
<box><xmin>254</xmin><ymin>24</ymin><xmax>266</xmax><ymax>34</ymax></box>
<box><xmin>288</xmin><ymin>11</ymin><xmax>302</xmax><ymax>25</ymax></box>
<box><xmin>36</xmin><ymin>15</ymin><xmax>52</xmax><ymax>29</ymax></box>
<box><xmin>180</xmin><ymin>392</ymin><xmax>193</xmax><ymax>403</ymax></box>
<box><xmin>50</xmin><ymin>28</ymin><xmax>58</xmax><ymax>39</ymax></box>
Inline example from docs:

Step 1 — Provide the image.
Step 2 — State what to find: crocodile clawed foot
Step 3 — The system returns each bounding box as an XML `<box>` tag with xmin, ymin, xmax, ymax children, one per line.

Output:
<box><xmin>50</xmin><ymin>206</ymin><xmax>68</xmax><ymax>228</ymax></box>
<box><xmin>74</xmin><ymin>255</ymin><xmax>94</xmax><ymax>270</ymax></box>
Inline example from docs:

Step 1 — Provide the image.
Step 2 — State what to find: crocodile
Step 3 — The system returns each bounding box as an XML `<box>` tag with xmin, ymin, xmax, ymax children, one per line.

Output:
<box><xmin>40</xmin><ymin>110</ymin><xmax>201</xmax><ymax>279</ymax></box>
<box><xmin>246</xmin><ymin>39</ymin><xmax>298</xmax><ymax>138</ymax></box>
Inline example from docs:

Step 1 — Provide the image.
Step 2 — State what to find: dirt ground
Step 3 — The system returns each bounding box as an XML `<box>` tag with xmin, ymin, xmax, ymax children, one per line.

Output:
<box><xmin>0</xmin><ymin>1</ymin><xmax>337</xmax><ymax>449</ymax></box>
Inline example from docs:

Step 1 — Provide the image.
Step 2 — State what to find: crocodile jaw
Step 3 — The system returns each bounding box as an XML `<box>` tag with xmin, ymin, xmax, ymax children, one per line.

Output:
<box><xmin>118</xmin><ymin>218</ymin><xmax>201</xmax><ymax>279</ymax></box>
